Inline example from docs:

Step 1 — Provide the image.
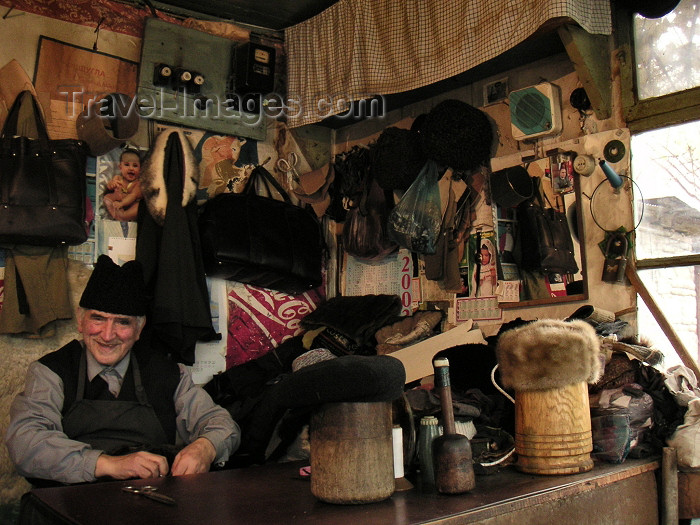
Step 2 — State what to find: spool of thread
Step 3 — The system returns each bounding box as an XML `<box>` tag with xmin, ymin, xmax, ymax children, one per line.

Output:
<box><xmin>599</xmin><ymin>159</ymin><xmax>624</xmax><ymax>189</ymax></box>
<box><xmin>392</xmin><ymin>424</ymin><xmax>414</xmax><ymax>492</ymax></box>
<box><xmin>392</xmin><ymin>425</ymin><xmax>404</xmax><ymax>479</ymax></box>
<box><xmin>573</xmin><ymin>154</ymin><xmax>596</xmax><ymax>176</ymax></box>
<box><xmin>418</xmin><ymin>416</ymin><xmax>440</xmax><ymax>488</ymax></box>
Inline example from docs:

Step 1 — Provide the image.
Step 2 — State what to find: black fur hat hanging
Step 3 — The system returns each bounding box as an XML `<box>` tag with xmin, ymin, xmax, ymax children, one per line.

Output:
<box><xmin>421</xmin><ymin>99</ymin><xmax>493</xmax><ymax>171</ymax></box>
<box><xmin>372</xmin><ymin>126</ymin><xmax>427</xmax><ymax>191</ymax></box>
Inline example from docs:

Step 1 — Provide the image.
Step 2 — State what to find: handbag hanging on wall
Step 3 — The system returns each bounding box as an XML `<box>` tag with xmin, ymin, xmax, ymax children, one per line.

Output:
<box><xmin>0</xmin><ymin>90</ymin><xmax>88</xmax><ymax>246</ymax></box>
<box><xmin>198</xmin><ymin>164</ymin><xmax>323</xmax><ymax>295</ymax></box>
<box><xmin>516</xmin><ymin>177</ymin><xmax>579</xmax><ymax>275</ymax></box>
<box><xmin>342</xmin><ymin>168</ymin><xmax>398</xmax><ymax>262</ymax></box>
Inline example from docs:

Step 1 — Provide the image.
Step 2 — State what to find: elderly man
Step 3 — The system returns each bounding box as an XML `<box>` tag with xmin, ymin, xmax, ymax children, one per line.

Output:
<box><xmin>5</xmin><ymin>255</ymin><xmax>240</xmax><ymax>485</ymax></box>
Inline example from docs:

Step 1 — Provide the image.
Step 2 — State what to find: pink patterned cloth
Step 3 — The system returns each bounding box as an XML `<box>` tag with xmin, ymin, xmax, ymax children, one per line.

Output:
<box><xmin>226</xmin><ymin>283</ymin><xmax>325</xmax><ymax>368</ymax></box>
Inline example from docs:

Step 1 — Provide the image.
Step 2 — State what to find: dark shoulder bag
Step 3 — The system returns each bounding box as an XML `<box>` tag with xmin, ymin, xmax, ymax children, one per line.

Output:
<box><xmin>0</xmin><ymin>91</ymin><xmax>88</xmax><ymax>246</ymax></box>
<box><xmin>198</xmin><ymin>165</ymin><xmax>323</xmax><ymax>295</ymax></box>
<box><xmin>516</xmin><ymin>178</ymin><xmax>578</xmax><ymax>275</ymax></box>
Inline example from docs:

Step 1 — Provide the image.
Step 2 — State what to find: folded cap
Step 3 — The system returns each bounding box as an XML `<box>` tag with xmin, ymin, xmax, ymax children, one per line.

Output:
<box><xmin>79</xmin><ymin>255</ymin><xmax>148</xmax><ymax>316</ymax></box>
<box><xmin>76</xmin><ymin>93</ymin><xmax>140</xmax><ymax>156</ymax></box>
<box><xmin>293</xmin><ymin>163</ymin><xmax>335</xmax><ymax>218</ymax></box>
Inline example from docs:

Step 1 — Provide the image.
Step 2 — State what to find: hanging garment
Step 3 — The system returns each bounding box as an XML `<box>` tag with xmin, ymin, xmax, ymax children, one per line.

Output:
<box><xmin>0</xmin><ymin>245</ymin><xmax>73</xmax><ymax>336</ymax></box>
<box><xmin>136</xmin><ymin>130</ymin><xmax>218</xmax><ymax>364</ymax></box>
<box><xmin>424</xmin><ymin>179</ymin><xmax>462</xmax><ymax>291</ymax></box>
<box><xmin>0</xmin><ymin>79</ymin><xmax>72</xmax><ymax>337</ymax></box>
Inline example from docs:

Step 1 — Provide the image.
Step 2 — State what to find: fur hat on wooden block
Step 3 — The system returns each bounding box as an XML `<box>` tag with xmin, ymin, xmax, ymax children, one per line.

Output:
<box><xmin>495</xmin><ymin>319</ymin><xmax>603</xmax><ymax>392</ymax></box>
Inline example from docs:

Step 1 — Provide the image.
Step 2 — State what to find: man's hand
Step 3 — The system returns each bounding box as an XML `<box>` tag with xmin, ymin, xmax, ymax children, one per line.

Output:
<box><xmin>95</xmin><ymin>451</ymin><xmax>169</xmax><ymax>480</ymax></box>
<box><xmin>171</xmin><ymin>438</ymin><xmax>216</xmax><ymax>476</ymax></box>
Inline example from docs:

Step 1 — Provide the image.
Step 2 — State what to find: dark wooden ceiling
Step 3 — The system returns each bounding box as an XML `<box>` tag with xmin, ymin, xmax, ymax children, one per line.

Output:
<box><xmin>150</xmin><ymin>0</ymin><xmax>340</xmax><ymax>30</ymax></box>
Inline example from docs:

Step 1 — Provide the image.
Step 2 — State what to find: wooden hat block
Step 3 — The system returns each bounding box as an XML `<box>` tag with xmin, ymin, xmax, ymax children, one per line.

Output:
<box><xmin>514</xmin><ymin>381</ymin><xmax>594</xmax><ymax>474</ymax></box>
<box><xmin>496</xmin><ymin>320</ymin><xmax>603</xmax><ymax>475</ymax></box>
<box><xmin>310</xmin><ymin>401</ymin><xmax>395</xmax><ymax>504</ymax></box>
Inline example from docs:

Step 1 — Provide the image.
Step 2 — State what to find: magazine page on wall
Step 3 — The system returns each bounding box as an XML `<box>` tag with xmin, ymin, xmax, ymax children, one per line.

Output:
<box><xmin>67</xmin><ymin>156</ymin><xmax>97</xmax><ymax>264</ymax></box>
<box><xmin>95</xmin><ymin>145</ymin><xmax>148</xmax><ymax>264</ymax></box>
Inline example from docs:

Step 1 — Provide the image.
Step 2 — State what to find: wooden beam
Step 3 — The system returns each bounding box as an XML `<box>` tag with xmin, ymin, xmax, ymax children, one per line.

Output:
<box><xmin>678</xmin><ymin>471</ymin><xmax>700</xmax><ymax>519</ymax></box>
<box><xmin>558</xmin><ymin>24</ymin><xmax>612</xmax><ymax>120</ymax></box>
<box><xmin>626</xmin><ymin>265</ymin><xmax>700</xmax><ymax>378</ymax></box>
<box><xmin>636</xmin><ymin>254</ymin><xmax>700</xmax><ymax>270</ymax></box>
<box><xmin>625</xmin><ymin>86</ymin><xmax>700</xmax><ymax>133</ymax></box>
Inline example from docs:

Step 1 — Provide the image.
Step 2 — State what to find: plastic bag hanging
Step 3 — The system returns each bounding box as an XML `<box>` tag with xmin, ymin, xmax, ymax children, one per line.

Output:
<box><xmin>387</xmin><ymin>160</ymin><xmax>442</xmax><ymax>254</ymax></box>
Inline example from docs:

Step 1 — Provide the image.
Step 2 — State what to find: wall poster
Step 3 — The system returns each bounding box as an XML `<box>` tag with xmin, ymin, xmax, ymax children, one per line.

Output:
<box><xmin>33</xmin><ymin>36</ymin><xmax>138</xmax><ymax>140</ymax></box>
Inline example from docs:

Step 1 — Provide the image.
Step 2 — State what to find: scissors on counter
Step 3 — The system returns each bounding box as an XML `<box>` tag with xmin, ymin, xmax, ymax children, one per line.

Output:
<box><xmin>122</xmin><ymin>485</ymin><xmax>176</xmax><ymax>506</ymax></box>
<box><xmin>276</xmin><ymin>152</ymin><xmax>301</xmax><ymax>183</ymax></box>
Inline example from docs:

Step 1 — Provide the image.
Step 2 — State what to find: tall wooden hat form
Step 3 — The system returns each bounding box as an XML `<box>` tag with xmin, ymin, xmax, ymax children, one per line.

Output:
<box><xmin>496</xmin><ymin>319</ymin><xmax>603</xmax><ymax>475</ymax></box>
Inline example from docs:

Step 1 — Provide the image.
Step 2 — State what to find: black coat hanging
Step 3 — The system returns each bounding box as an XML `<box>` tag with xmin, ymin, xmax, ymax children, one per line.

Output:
<box><xmin>136</xmin><ymin>130</ymin><xmax>219</xmax><ymax>364</ymax></box>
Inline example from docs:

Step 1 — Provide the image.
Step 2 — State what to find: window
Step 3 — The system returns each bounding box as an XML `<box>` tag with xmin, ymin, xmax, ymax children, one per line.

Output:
<box><xmin>624</xmin><ymin>0</ymin><xmax>700</xmax><ymax>369</ymax></box>
<box><xmin>633</xmin><ymin>1</ymin><xmax>700</xmax><ymax>100</ymax></box>
<box><xmin>631</xmin><ymin>121</ymin><xmax>700</xmax><ymax>369</ymax></box>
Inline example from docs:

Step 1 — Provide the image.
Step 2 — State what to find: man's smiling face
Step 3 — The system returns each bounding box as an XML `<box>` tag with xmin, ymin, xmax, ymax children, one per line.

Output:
<box><xmin>78</xmin><ymin>309</ymin><xmax>145</xmax><ymax>366</ymax></box>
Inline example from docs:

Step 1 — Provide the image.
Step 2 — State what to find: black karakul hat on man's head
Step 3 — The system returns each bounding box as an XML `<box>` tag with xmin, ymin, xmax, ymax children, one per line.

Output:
<box><xmin>79</xmin><ymin>255</ymin><xmax>148</xmax><ymax>316</ymax></box>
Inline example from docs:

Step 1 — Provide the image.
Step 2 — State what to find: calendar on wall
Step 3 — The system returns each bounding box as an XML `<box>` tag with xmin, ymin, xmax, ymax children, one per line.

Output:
<box><xmin>344</xmin><ymin>249</ymin><xmax>413</xmax><ymax>316</ymax></box>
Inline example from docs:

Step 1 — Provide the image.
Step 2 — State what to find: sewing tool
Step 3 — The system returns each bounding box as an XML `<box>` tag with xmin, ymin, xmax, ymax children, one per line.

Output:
<box><xmin>122</xmin><ymin>485</ymin><xmax>176</xmax><ymax>506</ymax></box>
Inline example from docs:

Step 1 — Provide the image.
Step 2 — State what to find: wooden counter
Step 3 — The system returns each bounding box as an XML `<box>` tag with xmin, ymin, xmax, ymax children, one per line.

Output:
<box><xmin>24</xmin><ymin>457</ymin><xmax>660</xmax><ymax>525</ymax></box>
<box><xmin>679</xmin><ymin>471</ymin><xmax>700</xmax><ymax>519</ymax></box>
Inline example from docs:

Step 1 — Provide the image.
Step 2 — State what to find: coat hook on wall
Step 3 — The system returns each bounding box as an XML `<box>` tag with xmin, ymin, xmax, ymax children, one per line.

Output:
<box><xmin>142</xmin><ymin>0</ymin><xmax>159</xmax><ymax>18</ymax></box>
<box><xmin>93</xmin><ymin>17</ymin><xmax>105</xmax><ymax>51</ymax></box>
<box><xmin>3</xmin><ymin>4</ymin><xmax>24</xmax><ymax>19</ymax></box>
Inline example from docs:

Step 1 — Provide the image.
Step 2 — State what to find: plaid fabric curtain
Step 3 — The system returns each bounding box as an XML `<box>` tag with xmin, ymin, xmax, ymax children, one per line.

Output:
<box><xmin>285</xmin><ymin>0</ymin><xmax>611</xmax><ymax>127</ymax></box>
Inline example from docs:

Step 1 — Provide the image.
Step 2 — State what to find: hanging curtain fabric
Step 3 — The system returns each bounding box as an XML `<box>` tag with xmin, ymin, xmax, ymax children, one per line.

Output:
<box><xmin>285</xmin><ymin>0</ymin><xmax>612</xmax><ymax>127</ymax></box>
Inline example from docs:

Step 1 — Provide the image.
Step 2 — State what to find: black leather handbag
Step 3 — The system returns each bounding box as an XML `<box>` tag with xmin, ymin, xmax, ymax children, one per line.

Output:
<box><xmin>0</xmin><ymin>90</ymin><xmax>88</xmax><ymax>246</ymax></box>
<box><xmin>198</xmin><ymin>165</ymin><xmax>323</xmax><ymax>295</ymax></box>
<box><xmin>516</xmin><ymin>180</ymin><xmax>579</xmax><ymax>275</ymax></box>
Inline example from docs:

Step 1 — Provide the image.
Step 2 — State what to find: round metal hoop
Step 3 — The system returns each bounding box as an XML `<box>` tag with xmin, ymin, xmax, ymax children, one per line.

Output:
<box><xmin>589</xmin><ymin>175</ymin><xmax>644</xmax><ymax>233</ymax></box>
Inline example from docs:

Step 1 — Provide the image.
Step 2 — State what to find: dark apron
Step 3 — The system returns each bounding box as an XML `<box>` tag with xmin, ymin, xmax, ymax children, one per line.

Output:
<box><xmin>62</xmin><ymin>351</ymin><xmax>170</xmax><ymax>455</ymax></box>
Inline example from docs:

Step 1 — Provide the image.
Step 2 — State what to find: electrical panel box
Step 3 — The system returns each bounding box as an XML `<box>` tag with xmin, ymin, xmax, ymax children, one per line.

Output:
<box><xmin>234</xmin><ymin>42</ymin><xmax>276</xmax><ymax>95</ymax></box>
<box><xmin>136</xmin><ymin>18</ymin><xmax>267</xmax><ymax>140</ymax></box>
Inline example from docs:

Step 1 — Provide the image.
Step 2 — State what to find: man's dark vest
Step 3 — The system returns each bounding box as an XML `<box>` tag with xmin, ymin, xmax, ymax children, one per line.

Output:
<box><xmin>39</xmin><ymin>339</ymin><xmax>180</xmax><ymax>445</ymax></box>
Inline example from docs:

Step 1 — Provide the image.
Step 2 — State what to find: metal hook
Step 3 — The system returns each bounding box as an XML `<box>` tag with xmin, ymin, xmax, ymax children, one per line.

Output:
<box><xmin>93</xmin><ymin>17</ymin><xmax>105</xmax><ymax>51</ymax></box>
<box><xmin>3</xmin><ymin>4</ymin><xmax>24</xmax><ymax>19</ymax></box>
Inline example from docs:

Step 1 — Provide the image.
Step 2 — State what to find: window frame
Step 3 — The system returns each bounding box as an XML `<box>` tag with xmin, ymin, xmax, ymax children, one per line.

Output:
<box><xmin>616</xmin><ymin>5</ymin><xmax>700</xmax><ymax>134</ymax></box>
<box><xmin>615</xmin><ymin>3</ymin><xmax>700</xmax><ymax>371</ymax></box>
<box><xmin>616</xmin><ymin>4</ymin><xmax>700</xmax><ymax>270</ymax></box>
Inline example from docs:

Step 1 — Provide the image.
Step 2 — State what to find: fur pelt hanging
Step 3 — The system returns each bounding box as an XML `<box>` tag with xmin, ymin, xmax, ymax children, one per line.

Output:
<box><xmin>140</xmin><ymin>130</ymin><xmax>199</xmax><ymax>225</ymax></box>
<box><xmin>496</xmin><ymin>319</ymin><xmax>603</xmax><ymax>392</ymax></box>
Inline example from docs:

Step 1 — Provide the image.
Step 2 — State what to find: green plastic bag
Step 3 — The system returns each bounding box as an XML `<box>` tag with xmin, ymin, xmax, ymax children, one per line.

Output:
<box><xmin>387</xmin><ymin>160</ymin><xmax>442</xmax><ymax>254</ymax></box>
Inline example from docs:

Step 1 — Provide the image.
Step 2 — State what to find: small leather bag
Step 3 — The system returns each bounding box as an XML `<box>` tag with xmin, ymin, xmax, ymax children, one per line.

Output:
<box><xmin>0</xmin><ymin>90</ymin><xmax>88</xmax><ymax>246</ymax></box>
<box><xmin>516</xmin><ymin>178</ymin><xmax>578</xmax><ymax>275</ymax></box>
<box><xmin>342</xmin><ymin>170</ymin><xmax>398</xmax><ymax>261</ymax></box>
<box><xmin>198</xmin><ymin>165</ymin><xmax>323</xmax><ymax>295</ymax></box>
